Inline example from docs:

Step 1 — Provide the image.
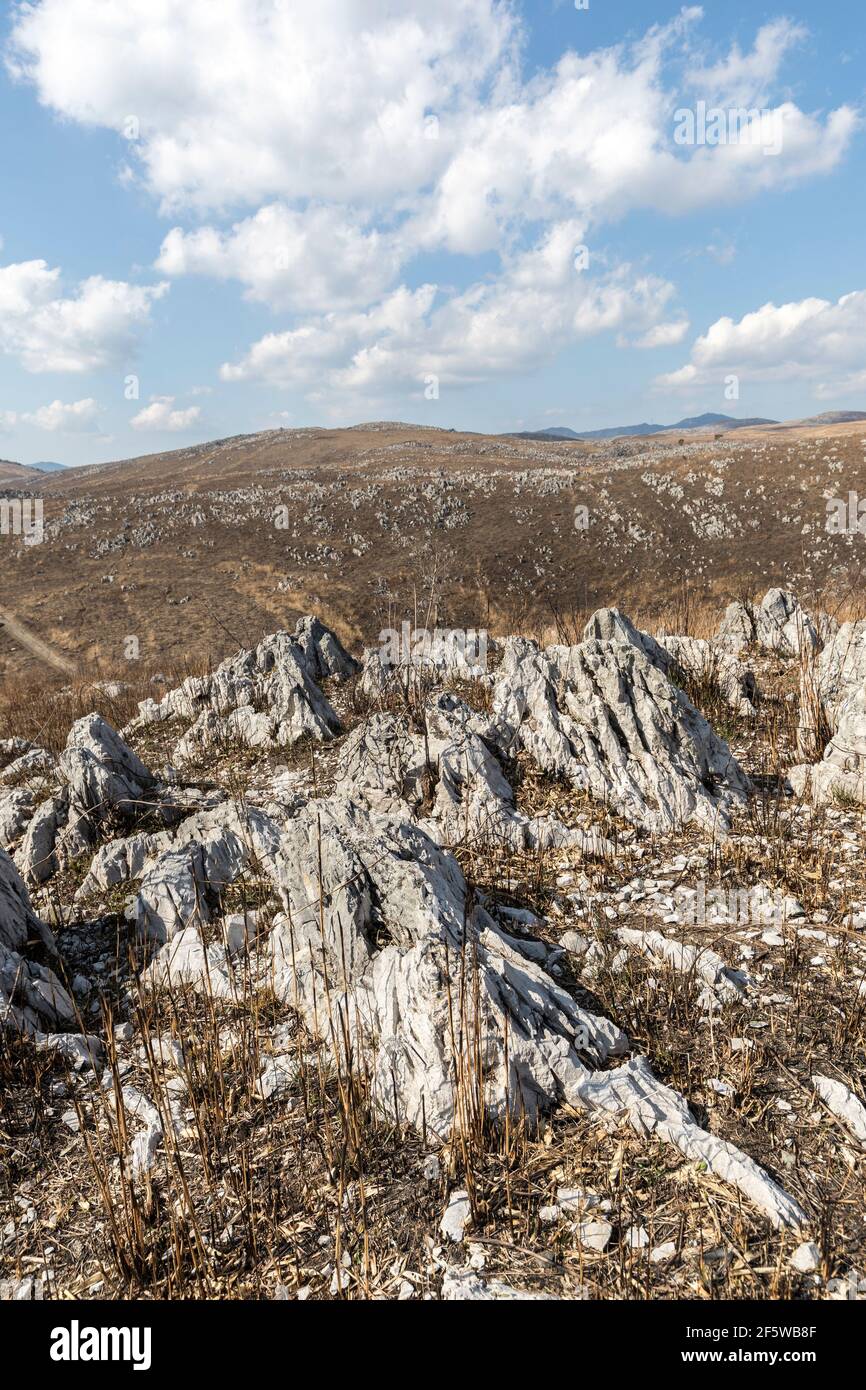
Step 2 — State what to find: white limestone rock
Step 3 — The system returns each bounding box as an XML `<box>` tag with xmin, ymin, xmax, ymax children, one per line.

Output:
<box><xmin>584</xmin><ymin>608</ymin><xmax>757</xmax><ymax>718</ymax></box>
<box><xmin>34</xmin><ymin>1031</ymin><xmax>103</xmax><ymax>1071</ymax></box>
<box><xmin>615</xmin><ymin>927</ymin><xmax>750</xmax><ymax>1007</ymax></box>
<box><xmin>0</xmin><ymin>747</ymin><xmax>54</xmax><ymax>785</ymax></box>
<box><xmin>361</xmin><ymin>626</ymin><xmax>494</xmax><ymax>697</ymax></box>
<box><xmin>790</xmin><ymin>1241</ymin><xmax>821</xmax><ymax>1274</ymax></box>
<box><xmin>142</xmin><ymin>926</ymin><xmax>236</xmax><ymax>1000</ymax></box>
<box><xmin>717</xmin><ymin>589</ymin><xmax>819</xmax><ymax>658</ymax></box>
<box><xmin>126</xmin><ymin>618</ymin><xmax>351</xmax><ymax>763</ymax></box>
<box><xmin>583</xmin><ymin>607</ymin><xmax>670</xmax><ymax>668</ymax></box>
<box><xmin>789</xmin><ymin>680</ymin><xmax>866</xmax><ymax>807</ymax></box>
<box><xmin>0</xmin><ymin>847</ymin><xmax>75</xmax><ymax>1035</ymax></box>
<box><xmin>568</xmin><ymin>1056</ymin><xmax>806</xmax><ymax>1230</ymax></box>
<box><xmin>483</xmin><ymin>637</ymin><xmax>749</xmax><ymax>834</ymax></box>
<box><xmin>440</xmin><ymin>1190</ymin><xmax>471</xmax><ymax>1243</ymax></box>
<box><xmin>811</xmin><ymin>619</ymin><xmax>866</xmax><ymax>727</ymax></box>
<box><xmin>336</xmin><ymin>694</ymin><xmax>613</xmax><ymax>858</ymax></box>
<box><xmin>656</xmin><ymin>634</ymin><xmax>757</xmax><ymax>718</ymax></box>
<box><xmin>812</xmin><ymin>1073</ymin><xmax>866</xmax><ymax>1145</ymax></box>
<box><xmin>441</xmin><ymin>1269</ymin><xmax>559</xmax><ymax>1300</ymax></box>
<box><xmin>15</xmin><ymin>794</ymin><xmax>69</xmax><ymax>885</ymax></box>
<box><xmin>0</xmin><ymin>789</ymin><xmax>35</xmax><ymax>851</ymax></box>
<box><xmin>60</xmin><ymin>714</ymin><xmax>155</xmax><ymax>827</ymax></box>
<box><xmin>267</xmin><ymin>795</ymin><xmax>626</xmax><ymax>1138</ymax></box>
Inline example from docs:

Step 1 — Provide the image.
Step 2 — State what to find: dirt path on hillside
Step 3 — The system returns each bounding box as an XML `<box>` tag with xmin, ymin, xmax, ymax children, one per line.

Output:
<box><xmin>0</xmin><ymin>604</ymin><xmax>77</xmax><ymax>674</ymax></box>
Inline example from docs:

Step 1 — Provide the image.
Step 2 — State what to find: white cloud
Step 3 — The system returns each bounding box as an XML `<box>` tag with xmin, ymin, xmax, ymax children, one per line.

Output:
<box><xmin>705</xmin><ymin>239</ymin><xmax>737</xmax><ymax>266</ymax></box>
<box><xmin>9</xmin><ymin>5</ymin><xmax>856</xmax><ymax>238</ymax></box>
<box><xmin>656</xmin><ymin>290</ymin><xmax>866</xmax><ymax>398</ymax></box>
<box><xmin>7</xmin><ymin>0</ymin><xmax>515</xmax><ymax>214</ymax></box>
<box><xmin>685</xmin><ymin>18</ymin><xmax>808</xmax><ymax>108</ymax></box>
<box><xmin>814</xmin><ymin>369</ymin><xmax>866</xmax><ymax>401</ymax></box>
<box><xmin>0</xmin><ymin>259</ymin><xmax>167</xmax><ymax>372</ymax></box>
<box><xmin>130</xmin><ymin>396</ymin><xmax>202</xmax><ymax>431</ymax></box>
<box><xmin>0</xmin><ymin>409</ymin><xmax>17</xmax><ymax>434</ymax></box>
<box><xmin>628</xmin><ymin>320</ymin><xmax>691</xmax><ymax>349</ymax></box>
<box><xmin>222</xmin><ymin>221</ymin><xmax>679</xmax><ymax>392</ymax></box>
<box><xmin>156</xmin><ymin>204</ymin><xmax>405</xmax><ymax>313</ymax></box>
<box><xmin>22</xmin><ymin>397</ymin><xmax>100</xmax><ymax>432</ymax></box>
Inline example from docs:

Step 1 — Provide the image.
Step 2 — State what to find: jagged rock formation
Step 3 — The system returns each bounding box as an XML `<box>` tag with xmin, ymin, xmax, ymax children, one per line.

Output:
<box><xmin>482</xmin><ymin>636</ymin><xmax>749</xmax><ymax>833</ymax></box>
<box><xmin>0</xmin><ymin>746</ymin><xmax>53</xmax><ymax>785</ymax></box>
<box><xmin>361</xmin><ymin>626</ymin><xmax>495</xmax><ymax>697</ymax></box>
<box><xmin>0</xmin><ymin>848</ymin><xmax>75</xmax><ymax>1035</ymax></box>
<box><xmin>126</xmin><ymin>616</ymin><xmax>357</xmax><ymax>765</ymax></box>
<box><xmin>583</xmin><ymin>607</ymin><xmax>757</xmax><ymax>717</ymax></box>
<box><xmin>716</xmin><ymin>588</ymin><xmax>824</xmax><ymax>658</ymax></box>
<box><xmin>266</xmin><ymin>796</ymin><xmax>626</xmax><ymax>1131</ymax></box>
<box><xmin>0</xmin><ymin>789</ymin><xmax>35</xmax><ymax>850</ymax></box>
<box><xmin>336</xmin><ymin>692</ymin><xmax>613</xmax><ymax>857</ymax></box>
<box><xmin>582</xmin><ymin>607</ymin><xmax>670</xmax><ymax>668</ymax></box>
<box><xmin>655</xmin><ymin>634</ymin><xmax>757</xmax><ymax>717</ymax></box>
<box><xmin>789</xmin><ymin>680</ymin><xmax>866</xmax><ymax>806</ymax></box>
<box><xmin>797</xmin><ymin>618</ymin><xmax>866</xmax><ymax>761</ymax></box>
<box><xmin>14</xmin><ymin>714</ymin><xmax>156</xmax><ymax>885</ymax></box>
<box><xmin>811</xmin><ymin>620</ymin><xmax>866</xmax><ymax>722</ymax></box>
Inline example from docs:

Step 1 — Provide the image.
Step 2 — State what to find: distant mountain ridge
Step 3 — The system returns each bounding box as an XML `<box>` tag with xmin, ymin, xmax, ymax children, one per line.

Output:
<box><xmin>514</xmin><ymin>412</ymin><xmax>778</xmax><ymax>441</ymax></box>
<box><xmin>515</xmin><ymin>408</ymin><xmax>866</xmax><ymax>442</ymax></box>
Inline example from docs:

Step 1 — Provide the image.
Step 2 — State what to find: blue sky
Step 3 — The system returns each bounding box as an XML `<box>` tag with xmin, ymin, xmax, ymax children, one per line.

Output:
<box><xmin>0</xmin><ymin>0</ymin><xmax>864</xmax><ymax>466</ymax></box>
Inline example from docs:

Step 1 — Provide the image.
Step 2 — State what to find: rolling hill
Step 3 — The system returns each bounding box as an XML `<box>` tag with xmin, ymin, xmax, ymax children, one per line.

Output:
<box><xmin>0</xmin><ymin>416</ymin><xmax>864</xmax><ymax>681</ymax></box>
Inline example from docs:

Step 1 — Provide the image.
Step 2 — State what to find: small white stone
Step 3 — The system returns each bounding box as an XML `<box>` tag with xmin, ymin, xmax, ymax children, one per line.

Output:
<box><xmin>440</xmin><ymin>1189</ymin><xmax>471</xmax><ymax>1243</ymax></box>
<box><xmin>577</xmin><ymin>1220</ymin><xmax>612</xmax><ymax>1253</ymax></box>
<box><xmin>650</xmin><ymin>1241</ymin><xmax>678</xmax><ymax>1264</ymax></box>
<box><xmin>556</xmin><ymin>1186</ymin><xmax>599</xmax><ymax>1214</ymax></box>
<box><xmin>790</xmin><ymin>1242</ymin><xmax>820</xmax><ymax>1274</ymax></box>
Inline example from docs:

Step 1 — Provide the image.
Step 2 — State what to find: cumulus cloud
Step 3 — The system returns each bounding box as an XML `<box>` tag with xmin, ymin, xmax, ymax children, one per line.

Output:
<box><xmin>655</xmin><ymin>290</ymin><xmax>866</xmax><ymax>398</ymax></box>
<box><xmin>222</xmin><ymin>221</ymin><xmax>679</xmax><ymax>391</ymax></box>
<box><xmin>0</xmin><ymin>259</ymin><xmax>167</xmax><ymax>372</ymax></box>
<box><xmin>685</xmin><ymin>17</ymin><xmax>808</xmax><ymax>108</ymax></box>
<box><xmin>6</xmin><ymin>0</ymin><xmax>515</xmax><ymax>214</ymax></box>
<box><xmin>130</xmin><ymin>396</ymin><xmax>202</xmax><ymax>431</ymax></box>
<box><xmin>156</xmin><ymin>205</ymin><xmax>405</xmax><ymax>313</ymax></box>
<box><xmin>628</xmin><ymin>320</ymin><xmax>691</xmax><ymax>349</ymax></box>
<box><xmin>21</xmin><ymin>397</ymin><xmax>100</xmax><ymax>432</ymax></box>
<box><xmin>9</xmin><ymin>5</ymin><xmax>854</xmax><ymax>234</ymax></box>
